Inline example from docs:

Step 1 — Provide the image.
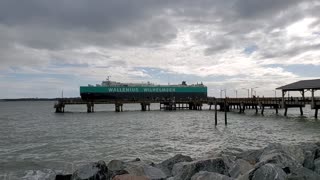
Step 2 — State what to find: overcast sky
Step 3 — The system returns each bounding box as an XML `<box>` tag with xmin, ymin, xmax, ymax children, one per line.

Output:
<box><xmin>0</xmin><ymin>0</ymin><xmax>319</xmax><ymax>98</ymax></box>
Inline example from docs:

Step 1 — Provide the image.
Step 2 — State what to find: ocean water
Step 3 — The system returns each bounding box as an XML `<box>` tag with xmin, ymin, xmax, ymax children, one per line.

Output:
<box><xmin>0</xmin><ymin>101</ymin><xmax>320</xmax><ymax>179</ymax></box>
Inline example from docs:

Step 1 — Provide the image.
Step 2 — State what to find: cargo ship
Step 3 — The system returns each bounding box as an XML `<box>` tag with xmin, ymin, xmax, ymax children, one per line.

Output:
<box><xmin>80</xmin><ymin>79</ymin><xmax>207</xmax><ymax>100</ymax></box>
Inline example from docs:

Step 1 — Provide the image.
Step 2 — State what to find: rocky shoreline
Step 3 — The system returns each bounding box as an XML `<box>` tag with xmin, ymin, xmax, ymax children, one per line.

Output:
<box><xmin>56</xmin><ymin>142</ymin><xmax>320</xmax><ymax>180</ymax></box>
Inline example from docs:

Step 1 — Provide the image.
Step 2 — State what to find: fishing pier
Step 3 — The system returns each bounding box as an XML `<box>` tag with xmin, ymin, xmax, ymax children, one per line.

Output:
<box><xmin>54</xmin><ymin>79</ymin><xmax>320</xmax><ymax>120</ymax></box>
<box><xmin>54</xmin><ymin>96</ymin><xmax>320</xmax><ymax>117</ymax></box>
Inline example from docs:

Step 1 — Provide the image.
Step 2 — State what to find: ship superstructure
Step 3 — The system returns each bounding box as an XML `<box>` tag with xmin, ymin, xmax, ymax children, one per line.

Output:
<box><xmin>80</xmin><ymin>79</ymin><xmax>207</xmax><ymax>100</ymax></box>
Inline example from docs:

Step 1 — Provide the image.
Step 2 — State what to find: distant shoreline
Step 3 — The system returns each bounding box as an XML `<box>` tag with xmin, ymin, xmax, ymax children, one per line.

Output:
<box><xmin>0</xmin><ymin>97</ymin><xmax>80</xmax><ymax>102</ymax></box>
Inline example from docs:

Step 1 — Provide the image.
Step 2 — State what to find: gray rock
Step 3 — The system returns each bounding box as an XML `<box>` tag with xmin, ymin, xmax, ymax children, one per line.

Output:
<box><xmin>300</xmin><ymin>142</ymin><xmax>319</xmax><ymax>154</ymax></box>
<box><xmin>228</xmin><ymin>159</ymin><xmax>253</xmax><ymax>178</ymax></box>
<box><xmin>303</xmin><ymin>151</ymin><xmax>315</xmax><ymax>170</ymax></box>
<box><xmin>299</xmin><ymin>142</ymin><xmax>319</xmax><ymax>170</ymax></box>
<box><xmin>72</xmin><ymin>160</ymin><xmax>109</xmax><ymax>180</ymax></box>
<box><xmin>124</xmin><ymin>160</ymin><xmax>166</xmax><ymax>180</ymax></box>
<box><xmin>143</xmin><ymin>165</ymin><xmax>167</xmax><ymax>180</ymax></box>
<box><xmin>251</xmin><ymin>163</ymin><xmax>287</xmax><ymax>180</ymax></box>
<box><xmin>191</xmin><ymin>171</ymin><xmax>234</xmax><ymax>180</ymax></box>
<box><xmin>220</xmin><ymin>155</ymin><xmax>236</xmax><ymax>171</ymax></box>
<box><xmin>172</xmin><ymin>158</ymin><xmax>228</xmax><ymax>180</ymax></box>
<box><xmin>236</xmin><ymin>169</ymin><xmax>254</xmax><ymax>180</ymax></box>
<box><xmin>156</xmin><ymin>154</ymin><xmax>192</xmax><ymax>177</ymax></box>
<box><xmin>110</xmin><ymin>170</ymin><xmax>129</xmax><ymax>179</ymax></box>
<box><xmin>235</xmin><ymin>149</ymin><xmax>263</xmax><ymax>165</ymax></box>
<box><xmin>259</xmin><ymin>151</ymin><xmax>301</xmax><ymax>170</ymax></box>
<box><xmin>258</xmin><ymin>145</ymin><xmax>303</xmax><ymax>171</ymax></box>
<box><xmin>314</xmin><ymin>158</ymin><xmax>320</xmax><ymax>175</ymax></box>
<box><xmin>124</xmin><ymin>159</ymin><xmax>153</xmax><ymax>175</ymax></box>
<box><xmin>287</xmin><ymin>167</ymin><xmax>320</xmax><ymax>180</ymax></box>
<box><xmin>263</xmin><ymin>143</ymin><xmax>305</xmax><ymax>164</ymax></box>
<box><xmin>108</xmin><ymin>160</ymin><xmax>125</xmax><ymax>171</ymax></box>
<box><xmin>316</xmin><ymin>148</ymin><xmax>320</xmax><ymax>159</ymax></box>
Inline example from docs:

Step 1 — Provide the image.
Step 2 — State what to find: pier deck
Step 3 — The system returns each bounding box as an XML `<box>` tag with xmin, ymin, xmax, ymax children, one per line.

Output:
<box><xmin>54</xmin><ymin>97</ymin><xmax>320</xmax><ymax>118</ymax></box>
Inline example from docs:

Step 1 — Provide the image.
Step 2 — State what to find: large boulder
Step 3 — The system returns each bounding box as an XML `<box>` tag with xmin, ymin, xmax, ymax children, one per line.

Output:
<box><xmin>191</xmin><ymin>171</ymin><xmax>234</xmax><ymax>180</ymax></box>
<box><xmin>234</xmin><ymin>149</ymin><xmax>263</xmax><ymax>165</ymax></box>
<box><xmin>142</xmin><ymin>165</ymin><xmax>167</xmax><ymax>180</ymax></box>
<box><xmin>112</xmin><ymin>174</ymin><xmax>150</xmax><ymax>180</ymax></box>
<box><xmin>124</xmin><ymin>160</ymin><xmax>166</xmax><ymax>180</ymax></box>
<box><xmin>258</xmin><ymin>144</ymin><xmax>303</xmax><ymax>171</ymax></box>
<box><xmin>220</xmin><ymin>155</ymin><xmax>236</xmax><ymax>171</ymax></box>
<box><xmin>236</xmin><ymin>169</ymin><xmax>254</xmax><ymax>180</ymax></box>
<box><xmin>228</xmin><ymin>159</ymin><xmax>253</xmax><ymax>178</ymax></box>
<box><xmin>258</xmin><ymin>151</ymin><xmax>301</xmax><ymax>172</ymax></box>
<box><xmin>251</xmin><ymin>163</ymin><xmax>287</xmax><ymax>180</ymax></box>
<box><xmin>316</xmin><ymin>148</ymin><xmax>320</xmax><ymax>159</ymax></box>
<box><xmin>108</xmin><ymin>160</ymin><xmax>125</xmax><ymax>171</ymax></box>
<box><xmin>314</xmin><ymin>158</ymin><xmax>320</xmax><ymax>175</ymax></box>
<box><xmin>287</xmin><ymin>167</ymin><xmax>320</xmax><ymax>180</ymax></box>
<box><xmin>156</xmin><ymin>154</ymin><xmax>192</xmax><ymax>177</ymax></box>
<box><xmin>299</xmin><ymin>142</ymin><xmax>319</xmax><ymax>170</ymax></box>
<box><xmin>172</xmin><ymin>158</ymin><xmax>228</xmax><ymax>180</ymax></box>
<box><xmin>303</xmin><ymin>151</ymin><xmax>315</xmax><ymax>170</ymax></box>
<box><xmin>262</xmin><ymin>143</ymin><xmax>305</xmax><ymax>164</ymax></box>
<box><xmin>72</xmin><ymin>160</ymin><xmax>110</xmax><ymax>180</ymax></box>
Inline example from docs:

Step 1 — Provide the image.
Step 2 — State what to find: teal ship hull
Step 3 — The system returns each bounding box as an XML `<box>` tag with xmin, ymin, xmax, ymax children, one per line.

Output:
<box><xmin>80</xmin><ymin>86</ymin><xmax>207</xmax><ymax>100</ymax></box>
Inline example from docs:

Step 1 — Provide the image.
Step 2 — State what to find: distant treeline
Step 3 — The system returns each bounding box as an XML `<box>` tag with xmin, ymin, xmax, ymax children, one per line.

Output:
<box><xmin>1</xmin><ymin>97</ymin><xmax>81</xmax><ymax>101</ymax></box>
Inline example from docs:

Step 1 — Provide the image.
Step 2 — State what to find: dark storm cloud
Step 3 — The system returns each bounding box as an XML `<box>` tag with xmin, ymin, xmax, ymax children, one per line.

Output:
<box><xmin>0</xmin><ymin>0</ymin><xmax>157</xmax><ymax>30</ymax></box>
<box><xmin>0</xmin><ymin>0</ymin><xmax>177</xmax><ymax>51</ymax></box>
<box><xmin>234</xmin><ymin>0</ymin><xmax>301</xmax><ymax>19</ymax></box>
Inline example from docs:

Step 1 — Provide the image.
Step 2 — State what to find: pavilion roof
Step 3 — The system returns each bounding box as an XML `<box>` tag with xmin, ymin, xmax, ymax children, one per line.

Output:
<box><xmin>276</xmin><ymin>79</ymin><xmax>320</xmax><ymax>91</ymax></box>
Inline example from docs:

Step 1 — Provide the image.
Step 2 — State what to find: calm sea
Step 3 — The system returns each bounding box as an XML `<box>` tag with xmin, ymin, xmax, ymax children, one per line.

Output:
<box><xmin>0</xmin><ymin>101</ymin><xmax>319</xmax><ymax>179</ymax></box>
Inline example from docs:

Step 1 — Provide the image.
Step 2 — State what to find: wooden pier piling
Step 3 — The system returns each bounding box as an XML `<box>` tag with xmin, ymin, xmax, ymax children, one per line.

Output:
<box><xmin>215</xmin><ymin>103</ymin><xmax>218</xmax><ymax>126</ymax></box>
<box><xmin>115</xmin><ymin>103</ymin><xmax>123</xmax><ymax>112</ymax></box>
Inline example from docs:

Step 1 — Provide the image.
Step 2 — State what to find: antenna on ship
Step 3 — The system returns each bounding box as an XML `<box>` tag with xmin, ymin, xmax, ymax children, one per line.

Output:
<box><xmin>107</xmin><ymin>76</ymin><xmax>111</xmax><ymax>81</ymax></box>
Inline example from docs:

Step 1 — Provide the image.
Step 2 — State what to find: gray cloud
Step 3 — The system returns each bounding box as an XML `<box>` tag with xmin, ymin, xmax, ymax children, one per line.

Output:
<box><xmin>0</xmin><ymin>0</ymin><xmax>159</xmax><ymax>30</ymax></box>
<box><xmin>234</xmin><ymin>0</ymin><xmax>301</xmax><ymax>19</ymax></box>
<box><xmin>0</xmin><ymin>0</ymin><xmax>177</xmax><ymax>51</ymax></box>
<box><xmin>261</xmin><ymin>43</ymin><xmax>320</xmax><ymax>60</ymax></box>
<box><xmin>0</xmin><ymin>0</ymin><xmax>319</xmax><ymax>73</ymax></box>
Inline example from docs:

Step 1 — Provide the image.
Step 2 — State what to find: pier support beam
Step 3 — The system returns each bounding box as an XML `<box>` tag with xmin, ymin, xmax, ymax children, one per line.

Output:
<box><xmin>87</xmin><ymin>103</ymin><xmax>94</xmax><ymax>113</ymax></box>
<box><xmin>261</xmin><ymin>106</ymin><xmax>264</xmax><ymax>115</ymax></box>
<box><xmin>224</xmin><ymin>102</ymin><xmax>228</xmax><ymax>125</ymax></box>
<box><xmin>311</xmin><ymin>89</ymin><xmax>315</xmax><ymax>109</ymax></box>
<box><xmin>55</xmin><ymin>106</ymin><xmax>63</xmax><ymax>113</ymax></box>
<box><xmin>315</xmin><ymin>108</ymin><xmax>318</xmax><ymax>119</ymax></box>
<box><xmin>141</xmin><ymin>104</ymin><xmax>146</xmax><ymax>111</ymax></box>
<box><xmin>284</xmin><ymin>107</ymin><xmax>288</xmax><ymax>116</ymax></box>
<box><xmin>282</xmin><ymin>90</ymin><xmax>285</xmax><ymax>108</ymax></box>
<box><xmin>240</xmin><ymin>103</ymin><xmax>245</xmax><ymax>113</ymax></box>
<box><xmin>141</xmin><ymin>103</ymin><xmax>150</xmax><ymax>111</ymax></box>
<box><xmin>215</xmin><ymin>103</ymin><xmax>218</xmax><ymax>126</ymax></box>
<box><xmin>115</xmin><ymin>103</ymin><xmax>123</xmax><ymax>112</ymax></box>
<box><xmin>300</xmin><ymin>107</ymin><xmax>303</xmax><ymax>116</ymax></box>
<box><xmin>54</xmin><ymin>103</ymin><xmax>65</xmax><ymax>113</ymax></box>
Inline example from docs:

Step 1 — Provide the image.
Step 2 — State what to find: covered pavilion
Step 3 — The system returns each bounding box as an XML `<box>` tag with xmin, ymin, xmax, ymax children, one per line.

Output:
<box><xmin>277</xmin><ymin>79</ymin><xmax>320</xmax><ymax>117</ymax></box>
